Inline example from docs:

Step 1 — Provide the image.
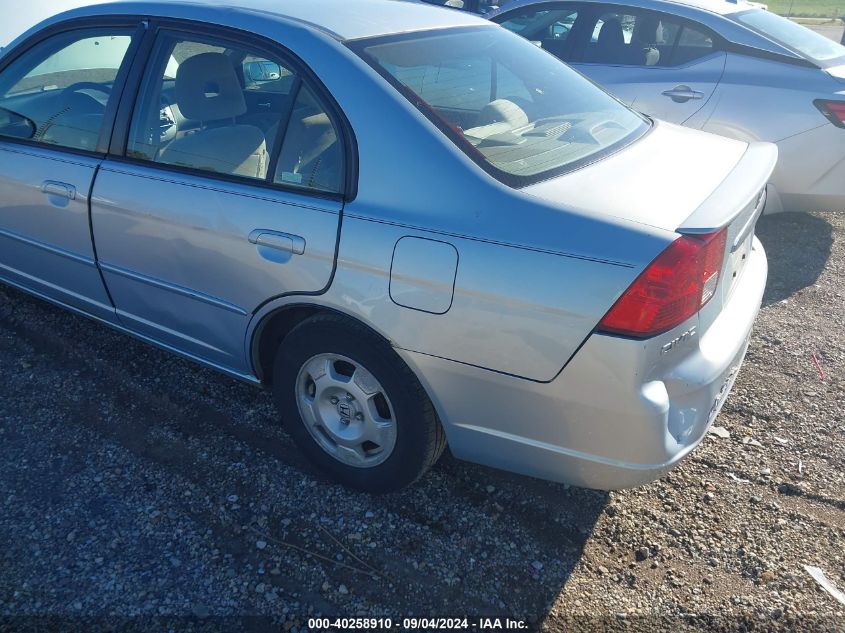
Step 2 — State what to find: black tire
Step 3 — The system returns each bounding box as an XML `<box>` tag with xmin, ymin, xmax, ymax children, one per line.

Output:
<box><xmin>272</xmin><ymin>313</ymin><xmax>446</xmax><ymax>492</ymax></box>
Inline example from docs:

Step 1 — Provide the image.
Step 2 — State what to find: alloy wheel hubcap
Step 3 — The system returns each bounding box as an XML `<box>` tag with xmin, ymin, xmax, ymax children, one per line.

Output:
<box><xmin>295</xmin><ymin>353</ymin><xmax>397</xmax><ymax>468</ymax></box>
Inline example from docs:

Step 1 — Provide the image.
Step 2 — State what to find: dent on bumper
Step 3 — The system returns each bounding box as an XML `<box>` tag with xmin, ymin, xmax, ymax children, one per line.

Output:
<box><xmin>399</xmin><ymin>238</ymin><xmax>768</xmax><ymax>490</ymax></box>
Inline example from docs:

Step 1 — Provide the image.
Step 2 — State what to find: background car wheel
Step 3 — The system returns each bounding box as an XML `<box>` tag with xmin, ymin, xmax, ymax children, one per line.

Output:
<box><xmin>272</xmin><ymin>313</ymin><xmax>446</xmax><ymax>492</ymax></box>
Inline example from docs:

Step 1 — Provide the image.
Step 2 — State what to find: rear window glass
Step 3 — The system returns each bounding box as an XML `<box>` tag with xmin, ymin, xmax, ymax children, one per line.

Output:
<box><xmin>732</xmin><ymin>9</ymin><xmax>845</xmax><ymax>67</ymax></box>
<box><xmin>349</xmin><ymin>26</ymin><xmax>648</xmax><ymax>187</ymax></box>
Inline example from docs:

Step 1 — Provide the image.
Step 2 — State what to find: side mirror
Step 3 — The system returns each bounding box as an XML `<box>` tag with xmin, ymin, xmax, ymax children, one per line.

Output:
<box><xmin>0</xmin><ymin>107</ymin><xmax>36</xmax><ymax>140</ymax></box>
<box><xmin>245</xmin><ymin>60</ymin><xmax>282</xmax><ymax>83</ymax></box>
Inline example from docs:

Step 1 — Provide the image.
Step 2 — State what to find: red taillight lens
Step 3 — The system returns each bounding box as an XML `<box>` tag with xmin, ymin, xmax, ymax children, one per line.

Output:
<box><xmin>815</xmin><ymin>99</ymin><xmax>845</xmax><ymax>128</ymax></box>
<box><xmin>597</xmin><ymin>228</ymin><xmax>727</xmax><ymax>339</ymax></box>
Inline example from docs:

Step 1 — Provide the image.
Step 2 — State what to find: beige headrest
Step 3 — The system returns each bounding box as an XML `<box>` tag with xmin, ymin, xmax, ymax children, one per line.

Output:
<box><xmin>475</xmin><ymin>99</ymin><xmax>529</xmax><ymax>129</ymax></box>
<box><xmin>176</xmin><ymin>53</ymin><xmax>246</xmax><ymax>121</ymax></box>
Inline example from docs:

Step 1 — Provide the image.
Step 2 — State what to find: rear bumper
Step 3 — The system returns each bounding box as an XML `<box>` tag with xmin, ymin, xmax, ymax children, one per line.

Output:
<box><xmin>400</xmin><ymin>237</ymin><xmax>768</xmax><ymax>490</ymax></box>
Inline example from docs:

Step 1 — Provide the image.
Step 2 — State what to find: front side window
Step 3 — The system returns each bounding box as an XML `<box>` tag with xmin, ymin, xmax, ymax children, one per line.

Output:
<box><xmin>126</xmin><ymin>31</ymin><xmax>345</xmax><ymax>194</ymax></box>
<box><xmin>731</xmin><ymin>9</ymin><xmax>845</xmax><ymax>67</ymax></box>
<box><xmin>498</xmin><ymin>7</ymin><xmax>581</xmax><ymax>61</ymax></box>
<box><xmin>351</xmin><ymin>26</ymin><xmax>647</xmax><ymax>186</ymax></box>
<box><xmin>0</xmin><ymin>29</ymin><xmax>134</xmax><ymax>151</ymax></box>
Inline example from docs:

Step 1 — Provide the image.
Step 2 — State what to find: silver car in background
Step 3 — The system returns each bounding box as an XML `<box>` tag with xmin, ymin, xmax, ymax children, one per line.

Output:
<box><xmin>0</xmin><ymin>0</ymin><xmax>773</xmax><ymax>492</ymax></box>
<box><xmin>490</xmin><ymin>0</ymin><xmax>845</xmax><ymax>213</ymax></box>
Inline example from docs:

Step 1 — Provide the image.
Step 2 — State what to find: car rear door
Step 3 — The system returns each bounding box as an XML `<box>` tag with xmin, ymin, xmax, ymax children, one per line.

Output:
<box><xmin>0</xmin><ymin>20</ymin><xmax>142</xmax><ymax>320</ymax></box>
<box><xmin>90</xmin><ymin>24</ymin><xmax>347</xmax><ymax>374</ymax></box>
<box><xmin>567</xmin><ymin>5</ymin><xmax>726</xmax><ymax>124</ymax></box>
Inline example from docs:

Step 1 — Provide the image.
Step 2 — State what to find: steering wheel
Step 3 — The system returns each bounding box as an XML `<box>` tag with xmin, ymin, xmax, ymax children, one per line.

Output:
<box><xmin>60</xmin><ymin>82</ymin><xmax>112</xmax><ymax>111</ymax></box>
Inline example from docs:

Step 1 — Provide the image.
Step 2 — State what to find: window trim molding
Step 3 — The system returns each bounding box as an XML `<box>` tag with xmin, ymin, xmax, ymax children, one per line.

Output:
<box><xmin>0</xmin><ymin>16</ymin><xmax>148</xmax><ymax>158</ymax></box>
<box><xmin>109</xmin><ymin>17</ymin><xmax>358</xmax><ymax>202</ymax></box>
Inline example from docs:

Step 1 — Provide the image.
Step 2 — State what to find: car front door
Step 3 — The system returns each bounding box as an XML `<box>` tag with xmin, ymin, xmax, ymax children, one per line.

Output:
<box><xmin>0</xmin><ymin>22</ymin><xmax>141</xmax><ymax>320</ymax></box>
<box><xmin>568</xmin><ymin>6</ymin><xmax>726</xmax><ymax>124</ymax></box>
<box><xmin>91</xmin><ymin>26</ymin><xmax>347</xmax><ymax>374</ymax></box>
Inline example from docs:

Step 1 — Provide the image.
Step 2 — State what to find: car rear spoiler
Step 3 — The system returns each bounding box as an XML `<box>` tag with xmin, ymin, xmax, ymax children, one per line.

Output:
<box><xmin>677</xmin><ymin>142</ymin><xmax>778</xmax><ymax>237</ymax></box>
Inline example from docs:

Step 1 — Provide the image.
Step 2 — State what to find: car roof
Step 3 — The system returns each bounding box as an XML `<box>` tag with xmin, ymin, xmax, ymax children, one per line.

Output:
<box><xmin>43</xmin><ymin>0</ymin><xmax>490</xmax><ymax>42</ymax></box>
<box><xmin>490</xmin><ymin>0</ymin><xmax>800</xmax><ymax>57</ymax></box>
<box><xmin>632</xmin><ymin>0</ymin><xmax>756</xmax><ymax>16</ymax></box>
<box><xmin>496</xmin><ymin>0</ymin><xmax>755</xmax><ymax>17</ymax></box>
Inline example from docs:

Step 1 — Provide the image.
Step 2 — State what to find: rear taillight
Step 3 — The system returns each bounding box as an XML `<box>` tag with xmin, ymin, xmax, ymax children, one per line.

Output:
<box><xmin>597</xmin><ymin>228</ymin><xmax>728</xmax><ymax>339</ymax></box>
<box><xmin>815</xmin><ymin>99</ymin><xmax>845</xmax><ymax>128</ymax></box>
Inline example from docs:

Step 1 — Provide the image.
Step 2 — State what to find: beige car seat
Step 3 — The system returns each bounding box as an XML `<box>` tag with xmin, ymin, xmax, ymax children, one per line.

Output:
<box><xmin>463</xmin><ymin>99</ymin><xmax>530</xmax><ymax>140</ymax></box>
<box><xmin>159</xmin><ymin>52</ymin><xmax>267</xmax><ymax>178</ymax></box>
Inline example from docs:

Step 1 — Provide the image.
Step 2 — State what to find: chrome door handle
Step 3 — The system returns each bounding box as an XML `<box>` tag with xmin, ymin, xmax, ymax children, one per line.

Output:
<box><xmin>41</xmin><ymin>181</ymin><xmax>76</xmax><ymax>200</ymax></box>
<box><xmin>248</xmin><ymin>230</ymin><xmax>306</xmax><ymax>255</ymax></box>
<box><xmin>661</xmin><ymin>86</ymin><xmax>704</xmax><ymax>102</ymax></box>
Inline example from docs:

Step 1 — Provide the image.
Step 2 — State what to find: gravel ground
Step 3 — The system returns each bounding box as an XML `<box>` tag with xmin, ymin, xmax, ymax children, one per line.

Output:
<box><xmin>0</xmin><ymin>211</ymin><xmax>843</xmax><ymax>633</ymax></box>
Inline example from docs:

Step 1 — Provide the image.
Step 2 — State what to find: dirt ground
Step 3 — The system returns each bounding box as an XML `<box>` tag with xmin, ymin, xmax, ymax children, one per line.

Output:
<box><xmin>0</xmin><ymin>211</ymin><xmax>843</xmax><ymax>633</ymax></box>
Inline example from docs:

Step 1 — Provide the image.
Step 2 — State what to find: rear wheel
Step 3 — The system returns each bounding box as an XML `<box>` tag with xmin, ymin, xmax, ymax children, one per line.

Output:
<box><xmin>272</xmin><ymin>313</ymin><xmax>445</xmax><ymax>492</ymax></box>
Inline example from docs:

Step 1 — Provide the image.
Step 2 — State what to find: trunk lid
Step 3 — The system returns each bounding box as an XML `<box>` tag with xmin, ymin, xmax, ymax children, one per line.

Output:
<box><xmin>524</xmin><ymin>119</ymin><xmax>777</xmax><ymax>328</ymax></box>
<box><xmin>523</xmin><ymin>120</ymin><xmax>776</xmax><ymax>235</ymax></box>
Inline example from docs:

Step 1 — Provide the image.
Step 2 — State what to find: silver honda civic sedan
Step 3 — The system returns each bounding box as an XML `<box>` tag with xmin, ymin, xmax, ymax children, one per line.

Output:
<box><xmin>0</xmin><ymin>0</ymin><xmax>773</xmax><ymax>492</ymax></box>
<box><xmin>490</xmin><ymin>0</ymin><xmax>845</xmax><ymax>214</ymax></box>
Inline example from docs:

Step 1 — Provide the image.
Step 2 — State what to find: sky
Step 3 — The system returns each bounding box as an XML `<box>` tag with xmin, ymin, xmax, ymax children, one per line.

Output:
<box><xmin>1</xmin><ymin>0</ymin><xmax>111</xmax><ymax>47</ymax></box>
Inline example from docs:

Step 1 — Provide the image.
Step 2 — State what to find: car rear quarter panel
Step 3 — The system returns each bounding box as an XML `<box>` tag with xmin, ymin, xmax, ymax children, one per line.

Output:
<box><xmin>687</xmin><ymin>53</ymin><xmax>845</xmax><ymax>208</ymax></box>
<box><xmin>250</xmin><ymin>195</ymin><xmax>673</xmax><ymax>382</ymax></box>
<box><xmin>310</xmin><ymin>215</ymin><xmax>661</xmax><ymax>382</ymax></box>
<box><xmin>689</xmin><ymin>53</ymin><xmax>837</xmax><ymax>142</ymax></box>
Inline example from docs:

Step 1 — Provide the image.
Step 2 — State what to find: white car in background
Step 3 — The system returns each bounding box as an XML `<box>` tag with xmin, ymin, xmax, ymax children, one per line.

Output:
<box><xmin>491</xmin><ymin>0</ymin><xmax>845</xmax><ymax>213</ymax></box>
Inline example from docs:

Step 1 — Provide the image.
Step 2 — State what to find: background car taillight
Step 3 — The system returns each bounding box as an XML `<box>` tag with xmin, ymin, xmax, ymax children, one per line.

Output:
<box><xmin>597</xmin><ymin>228</ymin><xmax>728</xmax><ymax>339</ymax></box>
<box><xmin>815</xmin><ymin>100</ymin><xmax>845</xmax><ymax>129</ymax></box>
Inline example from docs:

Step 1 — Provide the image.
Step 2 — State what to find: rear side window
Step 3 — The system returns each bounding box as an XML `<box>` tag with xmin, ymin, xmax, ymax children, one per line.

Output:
<box><xmin>0</xmin><ymin>29</ymin><xmax>134</xmax><ymax>151</ymax></box>
<box><xmin>581</xmin><ymin>9</ymin><xmax>714</xmax><ymax>67</ymax></box>
<box><xmin>126</xmin><ymin>31</ymin><xmax>345</xmax><ymax>194</ymax></box>
<box><xmin>350</xmin><ymin>26</ymin><xmax>648</xmax><ymax>187</ymax></box>
<box><xmin>674</xmin><ymin>25</ymin><xmax>715</xmax><ymax>65</ymax></box>
<box><xmin>273</xmin><ymin>84</ymin><xmax>345</xmax><ymax>194</ymax></box>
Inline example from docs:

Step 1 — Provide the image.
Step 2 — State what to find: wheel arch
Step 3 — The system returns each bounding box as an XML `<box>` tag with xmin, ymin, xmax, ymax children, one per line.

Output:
<box><xmin>250</xmin><ymin>301</ymin><xmax>399</xmax><ymax>387</ymax></box>
<box><xmin>249</xmin><ymin>299</ymin><xmax>454</xmax><ymax>442</ymax></box>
